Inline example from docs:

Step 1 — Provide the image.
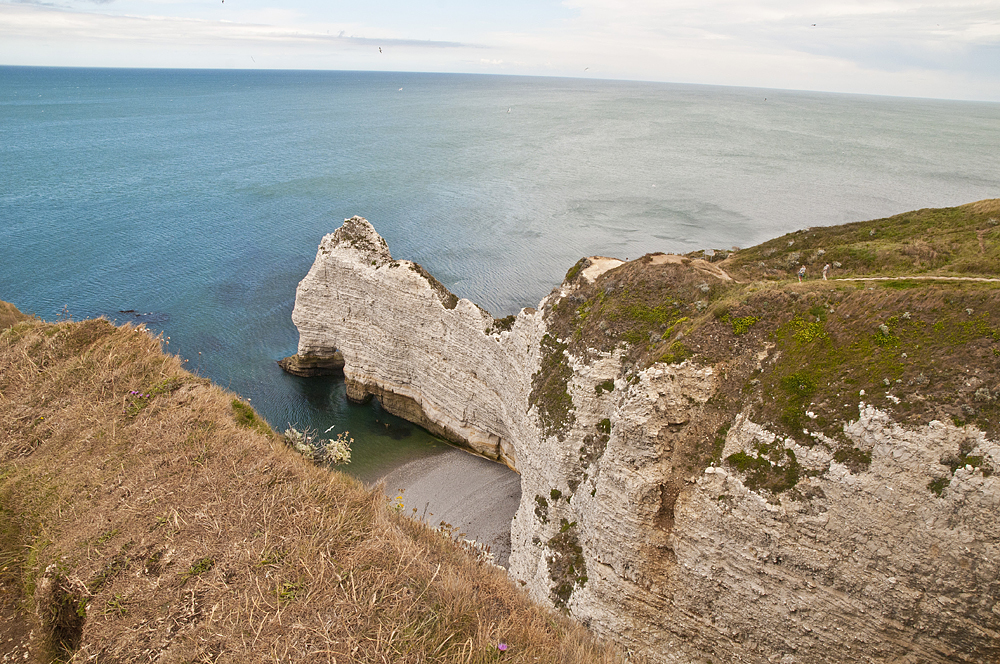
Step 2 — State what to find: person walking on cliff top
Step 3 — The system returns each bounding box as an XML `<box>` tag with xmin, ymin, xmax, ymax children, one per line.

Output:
<box><xmin>797</xmin><ymin>265</ymin><xmax>806</xmax><ymax>282</ymax></box>
<box><xmin>823</xmin><ymin>263</ymin><xmax>830</xmax><ymax>280</ymax></box>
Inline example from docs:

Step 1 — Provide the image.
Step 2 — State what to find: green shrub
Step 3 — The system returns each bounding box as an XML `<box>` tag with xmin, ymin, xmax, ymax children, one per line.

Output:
<box><xmin>779</xmin><ymin>372</ymin><xmax>817</xmax><ymax>399</ymax></box>
<box><xmin>660</xmin><ymin>341</ymin><xmax>691</xmax><ymax>365</ymax></box>
<box><xmin>731</xmin><ymin>315</ymin><xmax>761</xmax><ymax>335</ymax></box>
<box><xmin>594</xmin><ymin>379</ymin><xmax>615</xmax><ymax>395</ymax></box>
<box><xmin>564</xmin><ymin>258</ymin><xmax>588</xmax><ymax>283</ymax></box>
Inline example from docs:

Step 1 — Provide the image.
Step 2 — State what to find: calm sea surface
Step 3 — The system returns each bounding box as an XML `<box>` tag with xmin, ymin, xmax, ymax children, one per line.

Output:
<box><xmin>2</xmin><ymin>66</ymin><xmax>998</xmax><ymax>480</ymax></box>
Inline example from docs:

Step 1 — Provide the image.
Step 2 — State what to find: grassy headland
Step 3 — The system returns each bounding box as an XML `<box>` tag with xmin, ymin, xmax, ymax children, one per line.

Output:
<box><xmin>0</xmin><ymin>311</ymin><xmax>630</xmax><ymax>663</ymax></box>
<box><xmin>543</xmin><ymin>199</ymin><xmax>1000</xmax><ymax>497</ymax></box>
<box><xmin>719</xmin><ymin>198</ymin><xmax>1000</xmax><ymax>281</ymax></box>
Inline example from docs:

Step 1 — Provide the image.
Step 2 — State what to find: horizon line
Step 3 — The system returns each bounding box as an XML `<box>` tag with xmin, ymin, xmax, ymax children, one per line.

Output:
<box><xmin>2</xmin><ymin>64</ymin><xmax>997</xmax><ymax>105</ymax></box>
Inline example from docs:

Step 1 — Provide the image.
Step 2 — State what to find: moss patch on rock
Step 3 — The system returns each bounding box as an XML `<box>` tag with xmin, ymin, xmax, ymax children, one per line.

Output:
<box><xmin>529</xmin><ymin>334</ymin><xmax>576</xmax><ymax>439</ymax></box>
<box><xmin>408</xmin><ymin>262</ymin><xmax>460</xmax><ymax>310</ymax></box>
<box><xmin>489</xmin><ymin>314</ymin><xmax>516</xmax><ymax>334</ymax></box>
<box><xmin>563</xmin><ymin>258</ymin><xmax>591</xmax><ymax>284</ymax></box>
<box><xmin>726</xmin><ymin>440</ymin><xmax>800</xmax><ymax>494</ymax></box>
<box><xmin>547</xmin><ymin>519</ymin><xmax>587</xmax><ymax>610</ymax></box>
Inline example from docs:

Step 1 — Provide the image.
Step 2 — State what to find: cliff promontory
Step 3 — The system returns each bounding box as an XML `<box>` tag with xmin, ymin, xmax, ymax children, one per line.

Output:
<box><xmin>286</xmin><ymin>202</ymin><xmax>1000</xmax><ymax>663</ymax></box>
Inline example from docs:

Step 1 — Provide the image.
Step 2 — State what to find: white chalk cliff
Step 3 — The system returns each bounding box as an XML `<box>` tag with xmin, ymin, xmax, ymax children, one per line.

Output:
<box><xmin>288</xmin><ymin>217</ymin><xmax>1000</xmax><ymax>663</ymax></box>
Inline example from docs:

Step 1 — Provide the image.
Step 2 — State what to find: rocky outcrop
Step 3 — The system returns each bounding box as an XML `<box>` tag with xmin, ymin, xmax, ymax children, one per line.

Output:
<box><xmin>277</xmin><ymin>350</ymin><xmax>345</xmax><ymax>376</ymax></box>
<box><xmin>286</xmin><ymin>216</ymin><xmax>1000</xmax><ymax>663</ymax></box>
<box><xmin>289</xmin><ymin>216</ymin><xmax>544</xmax><ymax>467</ymax></box>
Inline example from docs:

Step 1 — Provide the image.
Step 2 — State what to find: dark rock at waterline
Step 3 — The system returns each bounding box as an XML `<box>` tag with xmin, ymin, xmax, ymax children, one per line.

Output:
<box><xmin>278</xmin><ymin>352</ymin><xmax>345</xmax><ymax>377</ymax></box>
<box><xmin>117</xmin><ymin>310</ymin><xmax>171</xmax><ymax>325</ymax></box>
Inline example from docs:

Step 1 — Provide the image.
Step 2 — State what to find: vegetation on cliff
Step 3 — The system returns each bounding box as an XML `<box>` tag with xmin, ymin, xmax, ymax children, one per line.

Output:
<box><xmin>529</xmin><ymin>335</ymin><xmax>576</xmax><ymax>440</ymax></box>
<box><xmin>544</xmin><ymin>199</ymin><xmax>1000</xmax><ymax>497</ymax></box>
<box><xmin>0</xmin><ymin>307</ymin><xmax>631</xmax><ymax>663</ymax></box>
<box><xmin>720</xmin><ymin>198</ymin><xmax>1000</xmax><ymax>281</ymax></box>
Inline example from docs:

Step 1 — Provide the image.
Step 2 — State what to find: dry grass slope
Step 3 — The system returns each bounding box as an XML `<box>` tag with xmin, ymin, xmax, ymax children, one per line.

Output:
<box><xmin>0</xmin><ymin>309</ymin><xmax>634</xmax><ymax>664</ymax></box>
<box><xmin>0</xmin><ymin>301</ymin><xmax>30</xmax><ymax>329</ymax></box>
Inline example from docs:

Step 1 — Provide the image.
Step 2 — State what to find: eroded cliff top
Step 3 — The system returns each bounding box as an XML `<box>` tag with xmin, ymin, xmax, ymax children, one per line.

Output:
<box><xmin>318</xmin><ymin>215</ymin><xmax>462</xmax><ymax>310</ymax></box>
<box><xmin>325</xmin><ymin>214</ymin><xmax>393</xmax><ymax>262</ymax></box>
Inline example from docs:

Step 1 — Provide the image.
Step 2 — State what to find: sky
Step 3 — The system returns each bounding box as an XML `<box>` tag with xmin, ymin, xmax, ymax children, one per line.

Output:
<box><xmin>2</xmin><ymin>0</ymin><xmax>999</xmax><ymax>101</ymax></box>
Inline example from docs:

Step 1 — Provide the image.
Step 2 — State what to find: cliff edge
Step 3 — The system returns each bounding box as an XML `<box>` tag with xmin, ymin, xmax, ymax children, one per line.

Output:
<box><xmin>0</xmin><ymin>302</ymin><xmax>626</xmax><ymax>663</ymax></box>
<box><xmin>286</xmin><ymin>202</ymin><xmax>1000</xmax><ymax>663</ymax></box>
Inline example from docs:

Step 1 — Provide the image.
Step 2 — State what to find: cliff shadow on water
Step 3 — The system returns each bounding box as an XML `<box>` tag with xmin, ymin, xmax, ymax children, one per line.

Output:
<box><xmin>279</xmin><ymin>364</ymin><xmax>524</xmax><ymax>568</ymax></box>
<box><xmin>279</xmin><ymin>368</ymin><xmax>458</xmax><ymax>485</ymax></box>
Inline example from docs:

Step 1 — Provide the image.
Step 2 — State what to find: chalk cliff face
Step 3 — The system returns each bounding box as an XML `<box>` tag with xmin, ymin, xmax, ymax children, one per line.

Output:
<box><xmin>290</xmin><ymin>216</ymin><xmax>543</xmax><ymax>468</ymax></box>
<box><xmin>288</xmin><ymin>216</ymin><xmax>1000</xmax><ymax>663</ymax></box>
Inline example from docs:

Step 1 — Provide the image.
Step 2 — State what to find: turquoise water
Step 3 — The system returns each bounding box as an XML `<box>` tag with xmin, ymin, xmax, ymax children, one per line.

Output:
<box><xmin>2</xmin><ymin>66</ymin><xmax>998</xmax><ymax>480</ymax></box>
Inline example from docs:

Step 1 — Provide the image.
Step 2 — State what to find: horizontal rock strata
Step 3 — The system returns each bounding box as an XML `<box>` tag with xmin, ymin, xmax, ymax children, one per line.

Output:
<box><xmin>289</xmin><ymin>216</ymin><xmax>545</xmax><ymax>468</ymax></box>
<box><xmin>287</xmin><ymin>216</ymin><xmax>1000</xmax><ymax>664</ymax></box>
<box><xmin>277</xmin><ymin>351</ymin><xmax>344</xmax><ymax>376</ymax></box>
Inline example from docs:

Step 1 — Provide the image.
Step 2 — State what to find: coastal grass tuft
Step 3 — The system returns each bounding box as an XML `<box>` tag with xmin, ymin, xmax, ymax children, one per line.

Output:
<box><xmin>231</xmin><ymin>397</ymin><xmax>272</xmax><ymax>438</ymax></box>
<box><xmin>0</xmin><ymin>300</ymin><xmax>32</xmax><ymax>329</ymax></box>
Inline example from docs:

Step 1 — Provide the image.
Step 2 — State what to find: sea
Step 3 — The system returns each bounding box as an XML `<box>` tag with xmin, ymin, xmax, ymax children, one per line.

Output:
<box><xmin>2</xmin><ymin>66</ymin><xmax>998</xmax><ymax>481</ymax></box>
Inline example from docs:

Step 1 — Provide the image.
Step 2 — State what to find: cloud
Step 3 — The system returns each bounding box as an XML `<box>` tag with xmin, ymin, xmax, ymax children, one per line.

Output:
<box><xmin>0</xmin><ymin>0</ymin><xmax>997</xmax><ymax>100</ymax></box>
<box><xmin>0</xmin><ymin>3</ymin><xmax>473</xmax><ymax>49</ymax></box>
<box><xmin>549</xmin><ymin>0</ymin><xmax>1000</xmax><ymax>75</ymax></box>
<box><xmin>471</xmin><ymin>0</ymin><xmax>1000</xmax><ymax>98</ymax></box>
